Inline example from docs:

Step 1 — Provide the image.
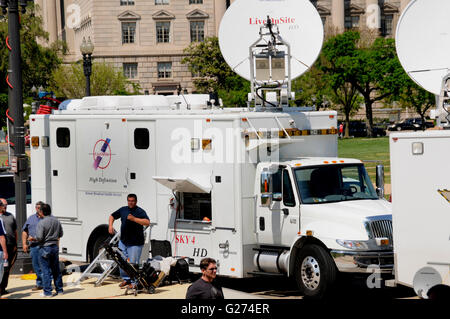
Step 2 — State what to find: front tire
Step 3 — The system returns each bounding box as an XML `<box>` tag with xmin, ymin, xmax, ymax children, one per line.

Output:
<box><xmin>294</xmin><ymin>244</ymin><xmax>337</xmax><ymax>299</ymax></box>
<box><xmin>92</xmin><ymin>233</ymin><xmax>116</xmax><ymax>273</ymax></box>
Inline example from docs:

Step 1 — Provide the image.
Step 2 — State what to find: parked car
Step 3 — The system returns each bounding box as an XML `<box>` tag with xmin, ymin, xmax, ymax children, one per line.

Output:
<box><xmin>339</xmin><ymin>121</ymin><xmax>386</xmax><ymax>137</ymax></box>
<box><xmin>388</xmin><ymin>118</ymin><xmax>434</xmax><ymax>131</ymax></box>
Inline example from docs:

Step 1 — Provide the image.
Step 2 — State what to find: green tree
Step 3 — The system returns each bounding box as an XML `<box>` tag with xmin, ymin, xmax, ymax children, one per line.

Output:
<box><xmin>291</xmin><ymin>66</ymin><xmax>331</xmax><ymax>109</ymax></box>
<box><xmin>320</xmin><ymin>31</ymin><xmax>408</xmax><ymax>137</ymax></box>
<box><xmin>317</xmin><ymin>33</ymin><xmax>363</xmax><ymax>137</ymax></box>
<box><xmin>399</xmin><ymin>81</ymin><xmax>436</xmax><ymax>130</ymax></box>
<box><xmin>182</xmin><ymin>36</ymin><xmax>249</xmax><ymax>107</ymax></box>
<box><xmin>0</xmin><ymin>3</ymin><xmax>65</xmax><ymax>128</ymax></box>
<box><xmin>49</xmin><ymin>62</ymin><xmax>140</xmax><ymax>99</ymax></box>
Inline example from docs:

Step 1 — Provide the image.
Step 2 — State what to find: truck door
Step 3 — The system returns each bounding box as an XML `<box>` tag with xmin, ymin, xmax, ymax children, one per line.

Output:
<box><xmin>256</xmin><ymin>166</ymin><xmax>299</xmax><ymax>246</ymax></box>
<box><xmin>50</xmin><ymin>120</ymin><xmax>78</xmax><ymax>219</ymax></box>
<box><xmin>127</xmin><ymin>121</ymin><xmax>157</xmax><ymax>223</ymax></box>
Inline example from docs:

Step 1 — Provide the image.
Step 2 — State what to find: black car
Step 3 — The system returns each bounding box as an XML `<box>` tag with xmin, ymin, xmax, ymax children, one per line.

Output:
<box><xmin>340</xmin><ymin>121</ymin><xmax>386</xmax><ymax>137</ymax></box>
<box><xmin>387</xmin><ymin>118</ymin><xmax>434</xmax><ymax>131</ymax></box>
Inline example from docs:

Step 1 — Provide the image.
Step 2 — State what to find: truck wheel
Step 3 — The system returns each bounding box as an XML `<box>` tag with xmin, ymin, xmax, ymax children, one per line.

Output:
<box><xmin>294</xmin><ymin>244</ymin><xmax>337</xmax><ymax>299</ymax></box>
<box><xmin>92</xmin><ymin>233</ymin><xmax>116</xmax><ymax>273</ymax></box>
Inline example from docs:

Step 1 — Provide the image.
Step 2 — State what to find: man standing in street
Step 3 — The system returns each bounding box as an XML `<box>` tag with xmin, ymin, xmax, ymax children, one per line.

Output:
<box><xmin>22</xmin><ymin>201</ymin><xmax>44</xmax><ymax>291</ymax></box>
<box><xmin>186</xmin><ymin>258</ymin><xmax>224</xmax><ymax>299</ymax></box>
<box><xmin>109</xmin><ymin>194</ymin><xmax>150</xmax><ymax>289</ymax></box>
<box><xmin>0</xmin><ymin>218</ymin><xmax>8</xmax><ymax>295</ymax></box>
<box><xmin>0</xmin><ymin>198</ymin><xmax>17</xmax><ymax>295</ymax></box>
<box><xmin>31</xmin><ymin>203</ymin><xmax>64</xmax><ymax>297</ymax></box>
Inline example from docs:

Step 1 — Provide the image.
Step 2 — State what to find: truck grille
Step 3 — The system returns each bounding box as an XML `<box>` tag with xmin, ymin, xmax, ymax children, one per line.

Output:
<box><xmin>368</xmin><ymin>219</ymin><xmax>393</xmax><ymax>243</ymax></box>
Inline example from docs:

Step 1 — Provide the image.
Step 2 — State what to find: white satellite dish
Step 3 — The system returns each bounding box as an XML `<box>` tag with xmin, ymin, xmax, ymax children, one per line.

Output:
<box><xmin>396</xmin><ymin>0</ymin><xmax>450</xmax><ymax>95</ymax></box>
<box><xmin>218</xmin><ymin>0</ymin><xmax>324</xmax><ymax>81</ymax></box>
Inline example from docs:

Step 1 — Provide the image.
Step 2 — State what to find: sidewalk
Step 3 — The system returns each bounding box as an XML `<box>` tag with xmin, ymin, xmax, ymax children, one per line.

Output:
<box><xmin>1</xmin><ymin>275</ymin><xmax>262</xmax><ymax>300</ymax></box>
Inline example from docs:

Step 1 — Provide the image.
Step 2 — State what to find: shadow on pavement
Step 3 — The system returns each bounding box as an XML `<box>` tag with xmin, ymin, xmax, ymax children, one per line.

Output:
<box><xmin>215</xmin><ymin>273</ymin><xmax>417</xmax><ymax>300</ymax></box>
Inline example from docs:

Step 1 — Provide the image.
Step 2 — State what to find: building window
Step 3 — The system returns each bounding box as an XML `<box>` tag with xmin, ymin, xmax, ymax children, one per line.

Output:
<box><xmin>381</xmin><ymin>14</ymin><xmax>393</xmax><ymax>36</ymax></box>
<box><xmin>189</xmin><ymin>0</ymin><xmax>203</xmax><ymax>4</ymax></box>
<box><xmin>155</xmin><ymin>0</ymin><xmax>169</xmax><ymax>4</ymax></box>
<box><xmin>190</xmin><ymin>21</ymin><xmax>204</xmax><ymax>42</ymax></box>
<box><xmin>122</xmin><ymin>22</ymin><xmax>136</xmax><ymax>43</ymax></box>
<box><xmin>120</xmin><ymin>0</ymin><xmax>134</xmax><ymax>5</ymax></box>
<box><xmin>156</xmin><ymin>21</ymin><xmax>170</xmax><ymax>43</ymax></box>
<box><xmin>123</xmin><ymin>63</ymin><xmax>138</xmax><ymax>79</ymax></box>
<box><xmin>157</xmin><ymin>62</ymin><xmax>172</xmax><ymax>78</ymax></box>
<box><xmin>345</xmin><ymin>15</ymin><xmax>360</xmax><ymax>29</ymax></box>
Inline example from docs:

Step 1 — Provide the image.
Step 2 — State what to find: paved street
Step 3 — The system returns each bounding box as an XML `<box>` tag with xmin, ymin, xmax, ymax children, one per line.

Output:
<box><xmin>0</xmin><ymin>271</ymin><xmax>417</xmax><ymax>300</ymax></box>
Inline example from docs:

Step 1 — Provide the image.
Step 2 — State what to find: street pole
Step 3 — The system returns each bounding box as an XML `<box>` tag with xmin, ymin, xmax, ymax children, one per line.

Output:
<box><xmin>80</xmin><ymin>36</ymin><xmax>94</xmax><ymax>97</ymax></box>
<box><xmin>83</xmin><ymin>53</ymin><xmax>92</xmax><ymax>96</ymax></box>
<box><xmin>2</xmin><ymin>0</ymin><xmax>32</xmax><ymax>274</ymax></box>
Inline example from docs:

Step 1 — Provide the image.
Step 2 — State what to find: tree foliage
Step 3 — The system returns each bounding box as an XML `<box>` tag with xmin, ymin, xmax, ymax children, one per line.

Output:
<box><xmin>320</xmin><ymin>31</ymin><xmax>408</xmax><ymax>137</ymax></box>
<box><xmin>399</xmin><ymin>81</ymin><xmax>436</xmax><ymax>129</ymax></box>
<box><xmin>49</xmin><ymin>62</ymin><xmax>141</xmax><ymax>99</ymax></box>
<box><xmin>0</xmin><ymin>3</ymin><xmax>65</xmax><ymax>128</ymax></box>
<box><xmin>182</xmin><ymin>36</ymin><xmax>249</xmax><ymax>107</ymax></box>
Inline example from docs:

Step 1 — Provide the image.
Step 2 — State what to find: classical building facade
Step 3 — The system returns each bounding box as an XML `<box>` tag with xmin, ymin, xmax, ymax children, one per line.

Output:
<box><xmin>37</xmin><ymin>0</ymin><xmax>410</xmax><ymax>95</ymax></box>
<box><xmin>314</xmin><ymin>0</ymin><xmax>410</xmax><ymax>37</ymax></box>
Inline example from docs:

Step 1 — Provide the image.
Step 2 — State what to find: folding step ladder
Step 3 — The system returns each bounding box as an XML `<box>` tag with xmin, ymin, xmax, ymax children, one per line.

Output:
<box><xmin>76</xmin><ymin>231</ymin><xmax>121</xmax><ymax>287</ymax></box>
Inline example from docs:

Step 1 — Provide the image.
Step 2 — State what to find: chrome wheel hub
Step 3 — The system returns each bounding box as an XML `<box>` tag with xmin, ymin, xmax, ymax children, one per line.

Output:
<box><xmin>301</xmin><ymin>256</ymin><xmax>320</xmax><ymax>290</ymax></box>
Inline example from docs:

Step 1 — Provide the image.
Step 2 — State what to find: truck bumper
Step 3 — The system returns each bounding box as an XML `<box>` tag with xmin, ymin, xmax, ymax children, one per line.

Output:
<box><xmin>330</xmin><ymin>250</ymin><xmax>394</xmax><ymax>274</ymax></box>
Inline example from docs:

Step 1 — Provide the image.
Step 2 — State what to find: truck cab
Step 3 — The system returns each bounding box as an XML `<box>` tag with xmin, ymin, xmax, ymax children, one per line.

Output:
<box><xmin>254</xmin><ymin>158</ymin><xmax>393</xmax><ymax>298</ymax></box>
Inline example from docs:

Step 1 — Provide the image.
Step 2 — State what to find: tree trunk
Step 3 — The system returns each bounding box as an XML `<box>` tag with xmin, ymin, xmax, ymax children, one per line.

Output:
<box><xmin>364</xmin><ymin>95</ymin><xmax>374</xmax><ymax>137</ymax></box>
<box><xmin>345</xmin><ymin>113</ymin><xmax>350</xmax><ymax>138</ymax></box>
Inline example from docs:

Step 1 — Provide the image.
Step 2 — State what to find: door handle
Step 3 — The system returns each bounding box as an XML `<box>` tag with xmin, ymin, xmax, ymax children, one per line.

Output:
<box><xmin>259</xmin><ymin>217</ymin><xmax>265</xmax><ymax>231</ymax></box>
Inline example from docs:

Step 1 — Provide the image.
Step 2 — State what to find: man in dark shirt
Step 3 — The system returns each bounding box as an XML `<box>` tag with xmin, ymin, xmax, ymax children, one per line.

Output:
<box><xmin>0</xmin><ymin>198</ymin><xmax>17</xmax><ymax>295</ymax></box>
<box><xmin>109</xmin><ymin>194</ymin><xmax>150</xmax><ymax>288</ymax></box>
<box><xmin>0</xmin><ymin>219</ymin><xmax>8</xmax><ymax>294</ymax></box>
<box><xmin>186</xmin><ymin>258</ymin><xmax>224</xmax><ymax>299</ymax></box>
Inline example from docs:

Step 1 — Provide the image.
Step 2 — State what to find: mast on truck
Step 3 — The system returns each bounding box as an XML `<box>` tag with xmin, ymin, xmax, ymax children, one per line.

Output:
<box><xmin>218</xmin><ymin>0</ymin><xmax>324</xmax><ymax>109</ymax></box>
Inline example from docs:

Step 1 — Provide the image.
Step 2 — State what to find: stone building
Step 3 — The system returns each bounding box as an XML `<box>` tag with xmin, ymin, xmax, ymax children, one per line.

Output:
<box><xmin>36</xmin><ymin>0</ymin><xmax>411</xmax><ymax>95</ymax></box>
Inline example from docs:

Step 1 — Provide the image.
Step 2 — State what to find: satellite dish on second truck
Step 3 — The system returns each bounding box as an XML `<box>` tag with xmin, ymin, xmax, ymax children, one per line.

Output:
<box><xmin>396</xmin><ymin>0</ymin><xmax>450</xmax><ymax>95</ymax></box>
<box><xmin>218</xmin><ymin>0</ymin><xmax>324</xmax><ymax>82</ymax></box>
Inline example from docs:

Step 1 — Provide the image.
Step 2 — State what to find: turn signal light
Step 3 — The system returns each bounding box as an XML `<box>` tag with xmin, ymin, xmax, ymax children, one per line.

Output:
<box><xmin>31</xmin><ymin>136</ymin><xmax>39</xmax><ymax>147</ymax></box>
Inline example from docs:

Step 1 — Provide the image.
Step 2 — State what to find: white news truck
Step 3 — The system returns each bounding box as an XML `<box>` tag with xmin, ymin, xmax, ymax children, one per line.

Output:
<box><xmin>29</xmin><ymin>94</ymin><xmax>393</xmax><ymax>298</ymax></box>
<box><xmin>29</xmin><ymin>0</ymin><xmax>393</xmax><ymax>298</ymax></box>
<box><xmin>388</xmin><ymin>0</ymin><xmax>450</xmax><ymax>299</ymax></box>
<box><xmin>389</xmin><ymin>131</ymin><xmax>450</xmax><ymax>298</ymax></box>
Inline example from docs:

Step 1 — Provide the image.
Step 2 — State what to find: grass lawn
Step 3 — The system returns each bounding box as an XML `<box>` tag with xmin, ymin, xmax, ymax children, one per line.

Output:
<box><xmin>338</xmin><ymin>136</ymin><xmax>391</xmax><ymax>185</ymax></box>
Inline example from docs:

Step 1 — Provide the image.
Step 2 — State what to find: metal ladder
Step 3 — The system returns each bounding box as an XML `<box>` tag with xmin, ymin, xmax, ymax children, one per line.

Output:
<box><xmin>76</xmin><ymin>231</ymin><xmax>121</xmax><ymax>287</ymax></box>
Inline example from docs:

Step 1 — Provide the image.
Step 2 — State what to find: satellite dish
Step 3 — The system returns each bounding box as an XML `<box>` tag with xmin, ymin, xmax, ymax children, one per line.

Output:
<box><xmin>396</xmin><ymin>0</ymin><xmax>450</xmax><ymax>95</ymax></box>
<box><xmin>218</xmin><ymin>0</ymin><xmax>324</xmax><ymax>81</ymax></box>
<box><xmin>412</xmin><ymin>266</ymin><xmax>442</xmax><ymax>299</ymax></box>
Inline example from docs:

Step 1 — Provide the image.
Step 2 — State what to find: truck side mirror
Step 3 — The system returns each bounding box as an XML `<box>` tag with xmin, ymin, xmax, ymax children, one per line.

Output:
<box><xmin>376</xmin><ymin>164</ymin><xmax>385</xmax><ymax>199</ymax></box>
<box><xmin>261</xmin><ymin>170</ymin><xmax>273</xmax><ymax>207</ymax></box>
<box><xmin>261</xmin><ymin>194</ymin><xmax>273</xmax><ymax>207</ymax></box>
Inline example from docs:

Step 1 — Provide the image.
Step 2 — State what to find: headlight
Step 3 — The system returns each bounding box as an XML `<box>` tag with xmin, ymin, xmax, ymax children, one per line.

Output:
<box><xmin>336</xmin><ymin>239</ymin><xmax>369</xmax><ymax>250</ymax></box>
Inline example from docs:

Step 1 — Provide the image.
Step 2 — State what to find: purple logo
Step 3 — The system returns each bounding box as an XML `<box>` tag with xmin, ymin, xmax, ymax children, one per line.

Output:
<box><xmin>92</xmin><ymin>138</ymin><xmax>111</xmax><ymax>170</ymax></box>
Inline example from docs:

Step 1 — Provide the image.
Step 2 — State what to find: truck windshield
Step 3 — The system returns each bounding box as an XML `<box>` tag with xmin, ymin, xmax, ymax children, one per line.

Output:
<box><xmin>294</xmin><ymin>164</ymin><xmax>378</xmax><ymax>204</ymax></box>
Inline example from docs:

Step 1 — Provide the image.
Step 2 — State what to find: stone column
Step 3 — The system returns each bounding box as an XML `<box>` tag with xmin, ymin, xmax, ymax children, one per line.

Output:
<box><xmin>366</xmin><ymin>0</ymin><xmax>381</xmax><ymax>30</ymax></box>
<box><xmin>331</xmin><ymin>0</ymin><xmax>345</xmax><ymax>32</ymax></box>
<box><xmin>46</xmin><ymin>0</ymin><xmax>58</xmax><ymax>44</ymax></box>
<box><xmin>214</xmin><ymin>0</ymin><xmax>228</xmax><ymax>35</ymax></box>
<box><xmin>400</xmin><ymin>0</ymin><xmax>411</xmax><ymax>12</ymax></box>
